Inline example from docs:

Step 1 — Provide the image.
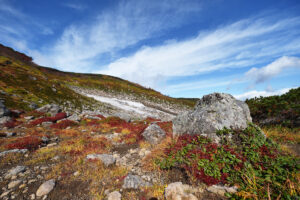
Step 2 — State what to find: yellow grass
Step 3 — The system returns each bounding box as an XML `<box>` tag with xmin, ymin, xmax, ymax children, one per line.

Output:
<box><xmin>263</xmin><ymin>126</ymin><xmax>300</xmax><ymax>144</ymax></box>
<box><xmin>142</xmin><ymin>137</ymin><xmax>173</xmax><ymax>171</ymax></box>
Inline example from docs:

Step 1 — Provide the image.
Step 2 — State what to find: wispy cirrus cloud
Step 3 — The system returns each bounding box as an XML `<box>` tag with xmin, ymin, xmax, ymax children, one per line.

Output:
<box><xmin>97</xmin><ymin>15</ymin><xmax>300</xmax><ymax>90</ymax></box>
<box><xmin>0</xmin><ymin>0</ymin><xmax>53</xmax><ymax>52</ymax></box>
<box><xmin>63</xmin><ymin>3</ymin><xmax>86</xmax><ymax>11</ymax></box>
<box><xmin>245</xmin><ymin>56</ymin><xmax>300</xmax><ymax>84</ymax></box>
<box><xmin>33</xmin><ymin>0</ymin><xmax>202</xmax><ymax>72</ymax></box>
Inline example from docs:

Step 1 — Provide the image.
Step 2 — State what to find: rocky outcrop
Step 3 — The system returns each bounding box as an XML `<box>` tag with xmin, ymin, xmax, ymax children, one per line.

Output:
<box><xmin>5</xmin><ymin>166</ymin><xmax>27</xmax><ymax>179</ymax></box>
<box><xmin>173</xmin><ymin>93</ymin><xmax>252</xmax><ymax>142</ymax></box>
<box><xmin>207</xmin><ymin>185</ymin><xmax>238</xmax><ymax>196</ymax></box>
<box><xmin>142</xmin><ymin>123</ymin><xmax>166</xmax><ymax>144</ymax></box>
<box><xmin>67</xmin><ymin>114</ymin><xmax>81</xmax><ymax>121</ymax></box>
<box><xmin>36</xmin><ymin>104</ymin><xmax>61</xmax><ymax>116</ymax></box>
<box><xmin>0</xmin><ymin>149</ymin><xmax>28</xmax><ymax>157</ymax></box>
<box><xmin>86</xmin><ymin>154</ymin><xmax>116</xmax><ymax>167</ymax></box>
<box><xmin>122</xmin><ymin>174</ymin><xmax>151</xmax><ymax>189</ymax></box>
<box><xmin>164</xmin><ymin>182</ymin><xmax>198</xmax><ymax>200</ymax></box>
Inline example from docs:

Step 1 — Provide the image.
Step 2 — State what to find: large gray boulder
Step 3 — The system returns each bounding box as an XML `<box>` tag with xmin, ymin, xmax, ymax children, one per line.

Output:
<box><xmin>173</xmin><ymin>93</ymin><xmax>252</xmax><ymax>142</ymax></box>
<box><xmin>142</xmin><ymin>123</ymin><xmax>166</xmax><ymax>144</ymax></box>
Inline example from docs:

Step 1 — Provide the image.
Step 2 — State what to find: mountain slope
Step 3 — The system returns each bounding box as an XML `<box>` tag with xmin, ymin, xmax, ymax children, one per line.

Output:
<box><xmin>0</xmin><ymin>44</ymin><xmax>195</xmax><ymax>118</ymax></box>
<box><xmin>246</xmin><ymin>87</ymin><xmax>300</xmax><ymax>127</ymax></box>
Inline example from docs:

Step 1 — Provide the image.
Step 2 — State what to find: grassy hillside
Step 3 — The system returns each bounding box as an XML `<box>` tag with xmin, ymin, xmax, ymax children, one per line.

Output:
<box><xmin>246</xmin><ymin>87</ymin><xmax>300</xmax><ymax>127</ymax></box>
<box><xmin>0</xmin><ymin>44</ymin><xmax>195</xmax><ymax>112</ymax></box>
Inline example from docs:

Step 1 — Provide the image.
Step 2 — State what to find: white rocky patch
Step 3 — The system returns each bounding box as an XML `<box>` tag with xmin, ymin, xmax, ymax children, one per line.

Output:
<box><xmin>85</xmin><ymin>94</ymin><xmax>173</xmax><ymax>119</ymax></box>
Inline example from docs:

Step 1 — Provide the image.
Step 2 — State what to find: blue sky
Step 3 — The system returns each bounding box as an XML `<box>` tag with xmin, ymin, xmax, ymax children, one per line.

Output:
<box><xmin>0</xmin><ymin>0</ymin><xmax>300</xmax><ymax>99</ymax></box>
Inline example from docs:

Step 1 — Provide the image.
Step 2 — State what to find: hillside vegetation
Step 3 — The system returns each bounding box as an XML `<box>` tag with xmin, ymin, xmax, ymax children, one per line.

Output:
<box><xmin>0</xmin><ymin>44</ymin><xmax>195</xmax><ymax>113</ymax></box>
<box><xmin>246</xmin><ymin>87</ymin><xmax>300</xmax><ymax>127</ymax></box>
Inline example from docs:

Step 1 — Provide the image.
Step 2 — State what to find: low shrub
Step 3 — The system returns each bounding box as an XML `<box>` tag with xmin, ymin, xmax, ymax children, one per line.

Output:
<box><xmin>29</xmin><ymin>112</ymin><xmax>67</xmax><ymax>127</ymax></box>
<box><xmin>3</xmin><ymin>119</ymin><xmax>21</xmax><ymax>129</ymax></box>
<box><xmin>157</xmin><ymin>124</ymin><xmax>300</xmax><ymax>199</ymax></box>
<box><xmin>6</xmin><ymin>136</ymin><xmax>42</xmax><ymax>151</ymax></box>
<box><xmin>50</xmin><ymin>120</ymin><xmax>77</xmax><ymax>129</ymax></box>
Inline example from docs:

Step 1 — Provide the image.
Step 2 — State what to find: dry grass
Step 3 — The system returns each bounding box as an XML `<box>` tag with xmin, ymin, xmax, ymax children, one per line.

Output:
<box><xmin>142</xmin><ymin>137</ymin><xmax>173</xmax><ymax>171</ymax></box>
<box><xmin>25</xmin><ymin>146</ymin><xmax>58</xmax><ymax>165</ymax></box>
<box><xmin>0</xmin><ymin>153</ymin><xmax>23</xmax><ymax>167</ymax></box>
<box><xmin>263</xmin><ymin>126</ymin><xmax>300</xmax><ymax>144</ymax></box>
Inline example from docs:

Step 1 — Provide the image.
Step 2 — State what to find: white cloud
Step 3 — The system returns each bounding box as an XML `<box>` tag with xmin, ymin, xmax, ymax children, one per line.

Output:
<box><xmin>63</xmin><ymin>3</ymin><xmax>86</xmax><ymax>11</ymax></box>
<box><xmin>97</xmin><ymin>16</ymin><xmax>300</xmax><ymax>89</ymax></box>
<box><xmin>0</xmin><ymin>0</ymin><xmax>53</xmax><ymax>50</ymax></box>
<box><xmin>245</xmin><ymin>56</ymin><xmax>300</xmax><ymax>84</ymax></box>
<box><xmin>234</xmin><ymin>87</ymin><xmax>293</xmax><ymax>100</ymax></box>
<box><xmin>34</xmin><ymin>0</ymin><xmax>201</xmax><ymax>72</ymax></box>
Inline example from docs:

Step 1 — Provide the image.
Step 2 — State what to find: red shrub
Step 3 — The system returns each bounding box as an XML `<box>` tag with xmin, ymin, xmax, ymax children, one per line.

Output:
<box><xmin>50</xmin><ymin>120</ymin><xmax>77</xmax><ymax>129</ymax></box>
<box><xmin>28</xmin><ymin>112</ymin><xmax>67</xmax><ymax>127</ymax></box>
<box><xmin>29</xmin><ymin>117</ymin><xmax>53</xmax><ymax>127</ymax></box>
<box><xmin>105</xmin><ymin>116</ymin><xmax>127</xmax><ymax>127</ymax></box>
<box><xmin>86</xmin><ymin>119</ymin><xmax>101</xmax><ymax>126</ymax></box>
<box><xmin>3</xmin><ymin>119</ymin><xmax>21</xmax><ymax>129</ymax></box>
<box><xmin>145</xmin><ymin>117</ymin><xmax>161</xmax><ymax>123</ymax></box>
<box><xmin>52</xmin><ymin>112</ymin><xmax>67</xmax><ymax>121</ymax></box>
<box><xmin>23</xmin><ymin>110</ymin><xmax>45</xmax><ymax>118</ymax></box>
<box><xmin>6</xmin><ymin>136</ymin><xmax>42</xmax><ymax>151</ymax></box>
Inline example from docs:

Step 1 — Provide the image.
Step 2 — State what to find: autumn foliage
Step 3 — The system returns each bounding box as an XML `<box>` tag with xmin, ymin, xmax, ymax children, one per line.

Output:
<box><xmin>6</xmin><ymin>136</ymin><xmax>42</xmax><ymax>151</ymax></box>
<box><xmin>28</xmin><ymin>112</ymin><xmax>67</xmax><ymax>127</ymax></box>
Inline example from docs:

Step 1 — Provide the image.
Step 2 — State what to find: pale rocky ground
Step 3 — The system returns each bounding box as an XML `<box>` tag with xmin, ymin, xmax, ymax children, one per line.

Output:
<box><xmin>0</xmin><ymin>94</ymin><xmax>242</xmax><ymax>200</ymax></box>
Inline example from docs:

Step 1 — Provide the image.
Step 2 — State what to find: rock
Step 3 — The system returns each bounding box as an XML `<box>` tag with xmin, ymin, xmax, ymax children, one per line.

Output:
<box><xmin>41</xmin><ymin>136</ymin><xmax>49</xmax><ymax>143</ymax></box>
<box><xmin>173</xmin><ymin>93</ymin><xmax>252</xmax><ymax>142</ymax></box>
<box><xmin>165</xmin><ymin>182</ymin><xmax>198</xmax><ymax>200</ymax></box>
<box><xmin>0</xmin><ymin>116</ymin><xmax>11</xmax><ymax>124</ymax></box>
<box><xmin>19</xmin><ymin>184</ymin><xmax>26</xmax><ymax>189</ymax></box>
<box><xmin>29</xmin><ymin>76</ymin><xmax>37</xmax><ymax>81</ymax></box>
<box><xmin>25</xmin><ymin>116</ymin><xmax>34</xmax><ymax>120</ymax></box>
<box><xmin>122</xmin><ymin>174</ymin><xmax>151</xmax><ymax>189</ymax></box>
<box><xmin>28</xmin><ymin>179</ymin><xmax>37</xmax><ymax>184</ymax></box>
<box><xmin>142</xmin><ymin>123</ymin><xmax>166</xmax><ymax>144</ymax></box>
<box><xmin>67</xmin><ymin>114</ymin><xmax>81</xmax><ymax>121</ymax></box>
<box><xmin>207</xmin><ymin>185</ymin><xmax>238</xmax><ymax>196</ymax></box>
<box><xmin>73</xmin><ymin>171</ymin><xmax>80</xmax><ymax>176</ymax></box>
<box><xmin>36</xmin><ymin>179</ymin><xmax>55</xmax><ymax>197</ymax></box>
<box><xmin>5</xmin><ymin>132</ymin><xmax>16</xmax><ymax>137</ymax></box>
<box><xmin>51</xmin><ymin>155</ymin><xmax>60</xmax><ymax>161</ymax></box>
<box><xmin>8</xmin><ymin>180</ymin><xmax>22</xmax><ymax>189</ymax></box>
<box><xmin>0</xmin><ymin>101</ymin><xmax>10</xmax><ymax>118</ymax></box>
<box><xmin>5</xmin><ymin>166</ymin><xmax>27</xmax><ymax>179</ymax></box>
<box><xmin>0</xmin><ymin>149</ymin><xmax>28</xmax><ymax>157</ymax></box>
<box><xmin>47</xmin><ymin>143</ymin><xmax>57</xmax><ymax>147</ymax></box>
<box><xmin>107</xmin><ymin>191</ymin><xmax>122</xmax><ymax>200</ymax></box>
<box><xmin>0</xmin><ymin>191</ymin><xmax>10</xmax><ymax>198</ymax></box>
<box><xmin>30</xmin><ymin>194</ymin><xmax>35</xmax><ymax>200</ymax></box>
<box><xmin>36</xmin><ymin>104</ymin><xmax>61</xmax><ymax>116</ymax></box>
<box><xmin>41</xmin><ymin>121</ymin><xmax>53</xmax><ymax>126</ymax></box>
<box><xmin>115</xmin><ymin>113</ymin><xmax>131</xmax><ymax>123</ymax></box>
<box><xmin>29</xmin><ymin>103</ymin><xmax>38</xmax><ymax>109</ymax></box>
<box><xmin>86</xmin><ymin>154</ymin><xmax>116</xmax><ymax>167</ymax></box>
